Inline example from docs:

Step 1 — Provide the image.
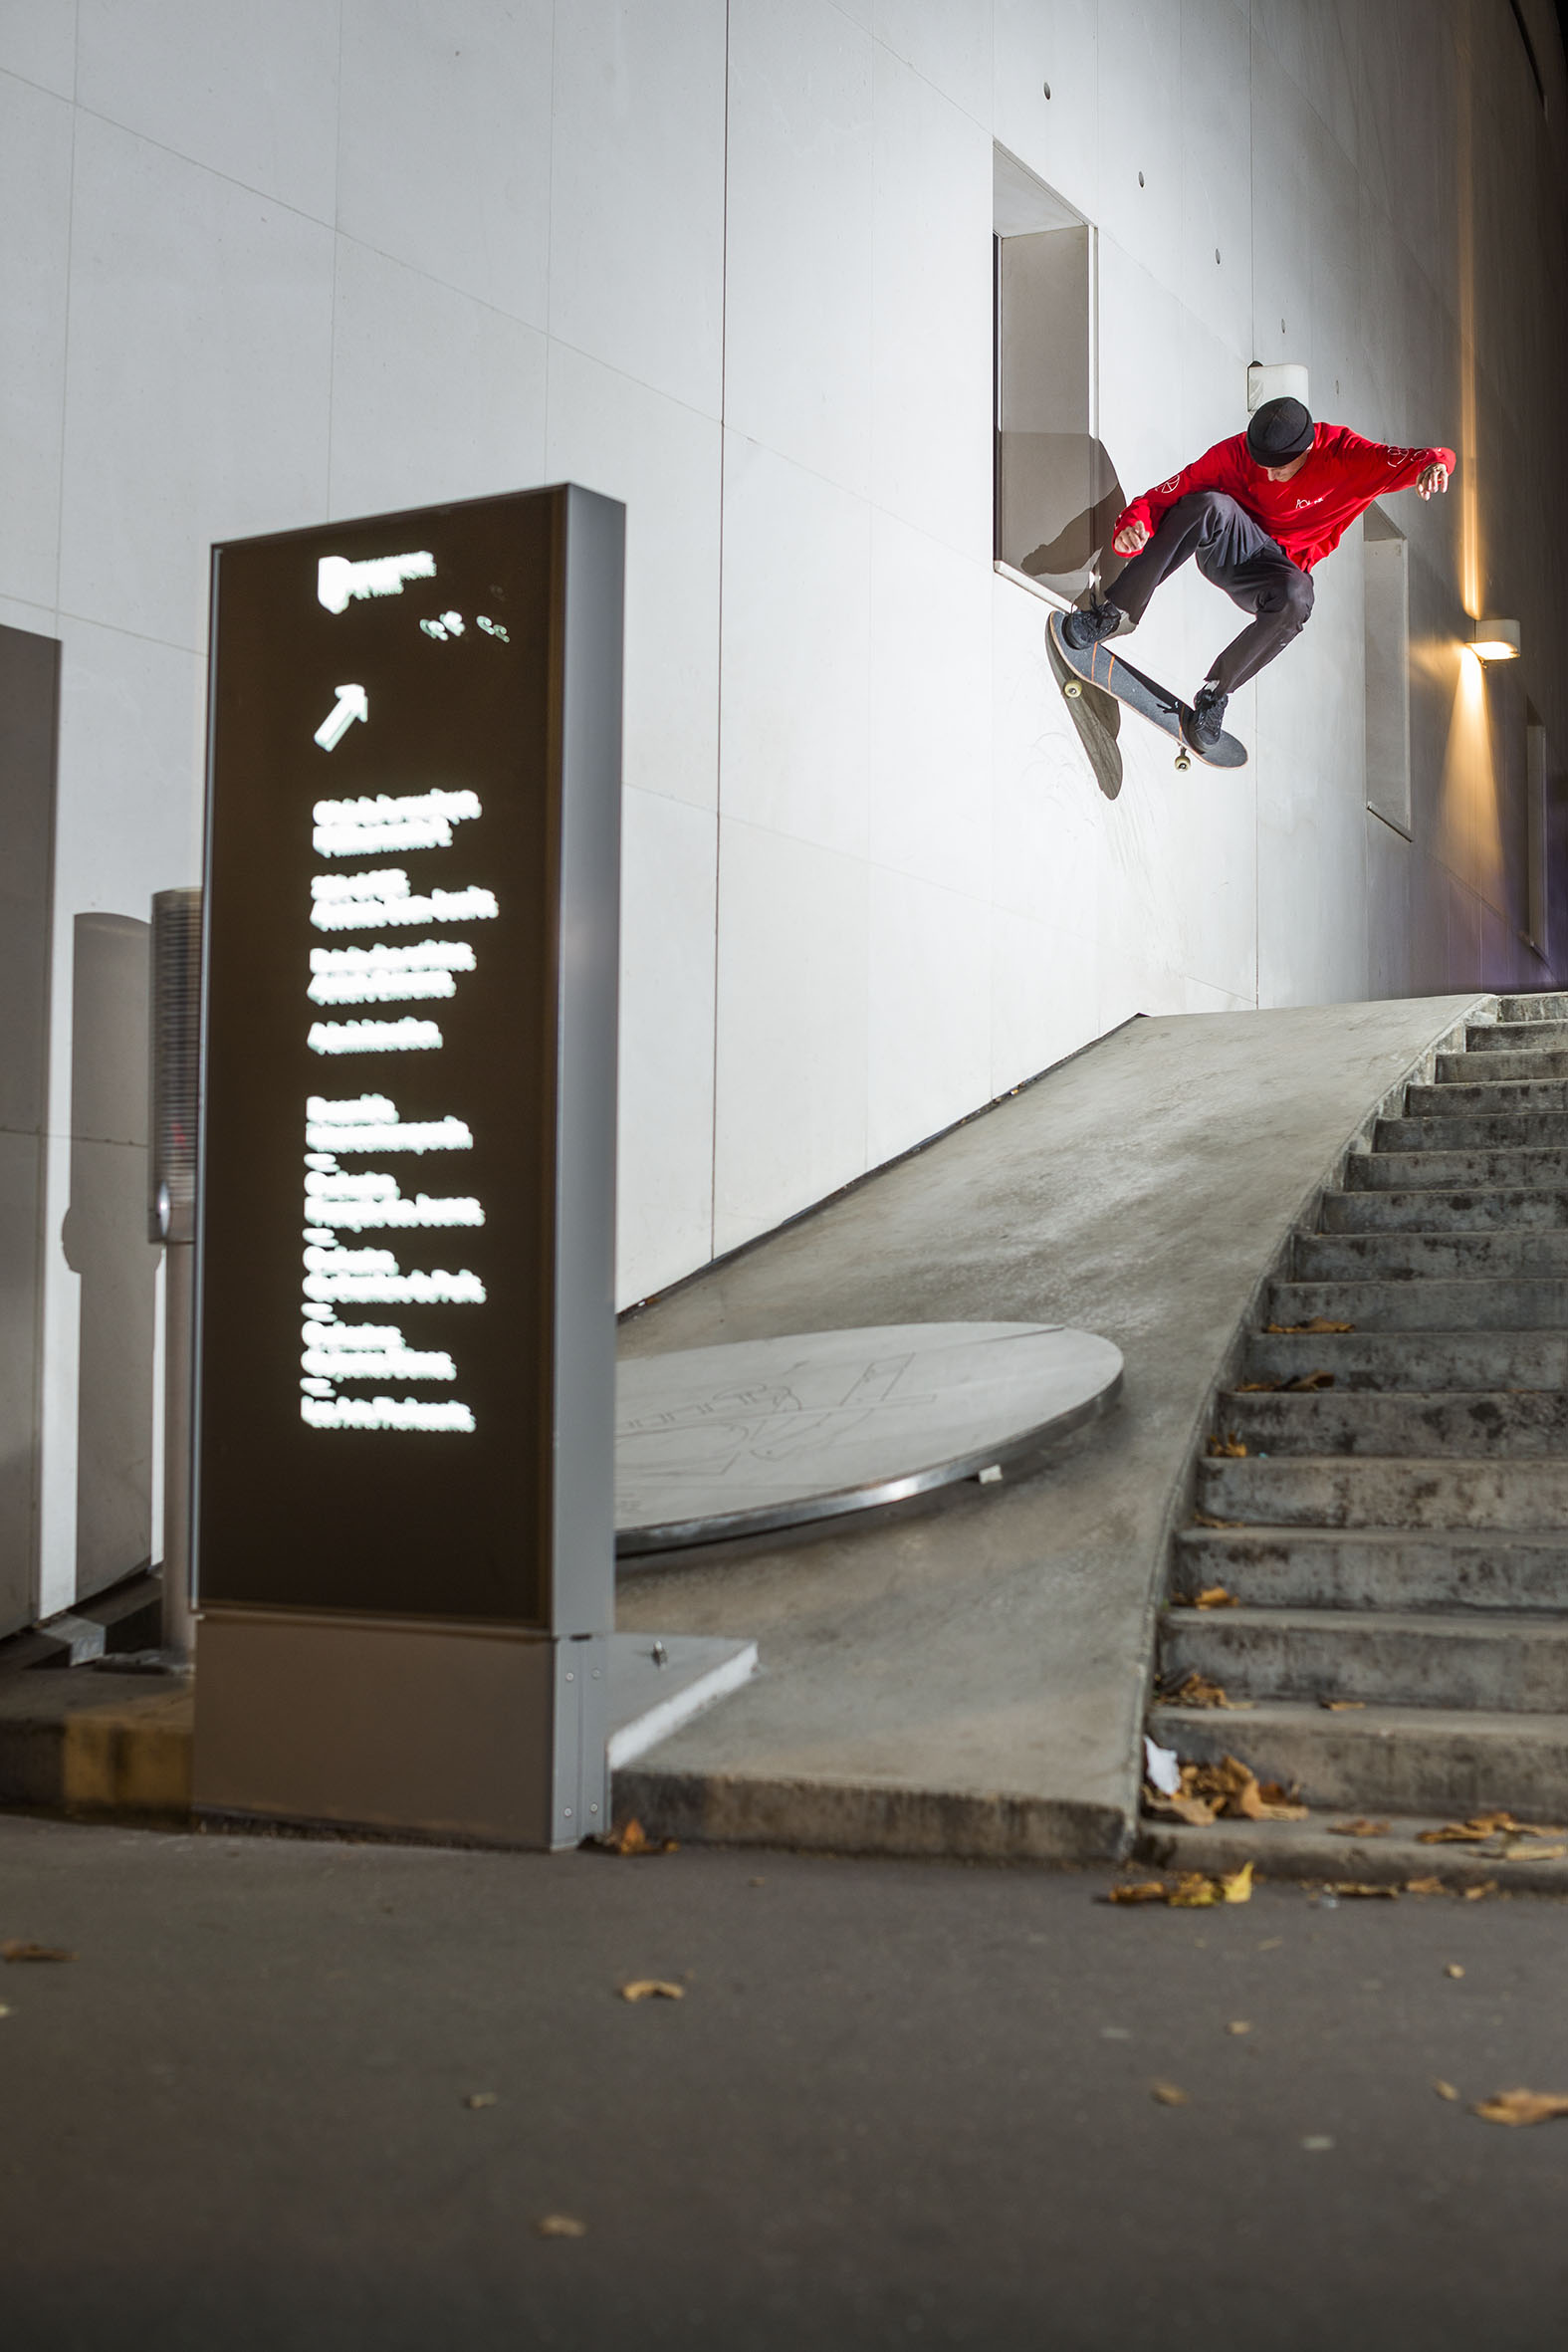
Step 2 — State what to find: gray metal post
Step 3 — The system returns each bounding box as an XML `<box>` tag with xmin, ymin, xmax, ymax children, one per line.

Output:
<box><xmin>148</xmin><ymin>887</ymin><xmax>201</xmax><ymax>1657</ymax></box>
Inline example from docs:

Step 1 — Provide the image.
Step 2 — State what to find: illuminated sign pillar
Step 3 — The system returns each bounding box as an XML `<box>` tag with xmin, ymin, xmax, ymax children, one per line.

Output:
<box><xmin>191</xmin><ymin>486</ymin><xmax>624</xmax><ymax>1848</ymax></box>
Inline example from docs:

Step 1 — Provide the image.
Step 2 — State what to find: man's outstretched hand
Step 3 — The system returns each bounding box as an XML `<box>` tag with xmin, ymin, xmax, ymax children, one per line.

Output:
<box><xmin>1418</xmin><ymin>462</ymin><xmax>1450</xmax><ymax>500</ymax></box>
<box><xmin>1112</xmin><ymin>520</ymin><xmax>1150</xmax><ymax>557</ymax></box>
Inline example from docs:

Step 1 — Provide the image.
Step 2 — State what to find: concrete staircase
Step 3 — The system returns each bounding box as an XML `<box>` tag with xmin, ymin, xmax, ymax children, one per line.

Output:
<box><xmin>1146</xmin><ymin>993</ymin><xmax>1568</xmax><ymax>1889</ymax></box>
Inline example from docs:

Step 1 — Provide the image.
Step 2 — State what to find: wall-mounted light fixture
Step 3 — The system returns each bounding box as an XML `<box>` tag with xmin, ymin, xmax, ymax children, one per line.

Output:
<box><xmin>1470</xmin><ymin>618</ymin><xmax>1520</xmax><ymax>662</ymax></box>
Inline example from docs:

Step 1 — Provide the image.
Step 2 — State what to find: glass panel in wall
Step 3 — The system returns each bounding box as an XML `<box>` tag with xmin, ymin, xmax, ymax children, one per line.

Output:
<box><xmin>1526</xmin><ymin>714</ymin><xmax>1549</xmax><ymax>955</ymax></box>
<box><xmin>1363</xmin><ymin>505</ymin><xmax>1411</xmax><ymax>835</ymax></box>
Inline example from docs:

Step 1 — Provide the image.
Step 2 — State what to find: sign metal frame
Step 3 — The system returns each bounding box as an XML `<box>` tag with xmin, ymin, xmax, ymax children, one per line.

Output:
<box><xmin>190</xmin><ymin>483</ymin><xmax>624</xmax><ymax>1847</ymax></box>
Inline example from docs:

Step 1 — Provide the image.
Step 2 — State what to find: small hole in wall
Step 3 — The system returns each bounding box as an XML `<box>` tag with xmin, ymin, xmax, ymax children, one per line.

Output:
<box><xmin>1215</xmin><ymin>248</ymin><xmax>1222</xmax><ymax>264</ymax></box>
<box><xmin>1280</xmin><ymin>318</ymin><xmax>1286</xmax><ymax>334</ymax></box>
<box><xmin>1042</xmin><ymin>79</ymin><xmax>1051</xmax><ymax>99</ymax></box>
<box><xmin>1138</xmin><ymin>170</ymin><xmax>1145</xmax><ymax>186</ymax></box>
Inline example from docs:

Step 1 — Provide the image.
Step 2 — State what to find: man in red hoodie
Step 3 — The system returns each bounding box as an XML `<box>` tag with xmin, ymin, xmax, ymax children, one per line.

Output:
<box><xmin>1060</xmin><ymin>396</ymin><xmax>1455</xmax><ymax>750</ymax></box>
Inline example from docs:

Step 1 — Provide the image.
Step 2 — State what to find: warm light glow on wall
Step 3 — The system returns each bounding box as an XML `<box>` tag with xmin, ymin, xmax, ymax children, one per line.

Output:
<box><xmin>1469</xmin><ymin>619</ymin><xmax>1520</xmax><ymax>663</ymax></box>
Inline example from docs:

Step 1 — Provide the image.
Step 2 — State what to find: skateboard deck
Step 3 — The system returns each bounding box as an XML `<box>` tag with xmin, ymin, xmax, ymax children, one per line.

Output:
<box><xmin>1047</xmin><ymin>609</ymin><xmax>1247</xmax><ymax>772</ymax></box>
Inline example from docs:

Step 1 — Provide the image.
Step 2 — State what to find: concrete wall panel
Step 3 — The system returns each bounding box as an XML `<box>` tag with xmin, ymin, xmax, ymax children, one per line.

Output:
<box><xmin>4</xmin><ymin>0</ymin><xmax>1567</xmax><ymax>1608</ymax></box>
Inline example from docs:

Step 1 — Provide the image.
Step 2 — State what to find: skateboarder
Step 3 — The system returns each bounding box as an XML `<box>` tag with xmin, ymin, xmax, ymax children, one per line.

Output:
<box><xmin>1059</xmin><ymin>398</ymin><xmax>1456</xmax><ymax>750</ymax></box>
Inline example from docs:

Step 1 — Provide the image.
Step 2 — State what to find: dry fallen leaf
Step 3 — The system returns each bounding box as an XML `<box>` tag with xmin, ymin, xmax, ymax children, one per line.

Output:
<box><xmin>1472</xmin><ymin>2088</ymin><xmax>1568</xmax><ymax>2128</ymax></box>
<box><xmin>1329</xmin><ymin>1818</ymin><xmax>1390</xmax><ymax>1837</ymax></box>
<box><xmin>1263</xmin><ymin>1317</ymin><xmax>1355</xmax><ymax>1335</ymax></box>
<box><xmin>537</xmin><ymin>2214</ymin><xmax>587</xmax><ymax>2238</ymax></box>
<box><xmin>1142</xmin><ymin>1785</ymin><xmax>1220</xmax><ymax>1827</ymax></box>
<box><xmin>1108</xmin><ymin>1860</ymin><xmax>1250</xmax><ymax>1910</ymax></box>
<box><xmin>1208</xmin><ymin>1432</ymin><xmax>1248</xmax><ymax>1458</ymax></box>
<box><xmin>1192</xmin><ymin>1510</ymin><xmax>1243</xmax><ymax>1529</ymax></box>
<box><xmin>0</xmin><ymin>1941</ymin><xmax>75</xmax><ymax>1964</ymax></box>
<box><xmin>1163</xmin><ymin>1671</ymin><xmax>1254</xmax><ymax>1711</ymax></box>
<box><xmin>1150</xmin><ymin>2080</ymin><xmax>1189</xmax><ymax>2107</ymax></box>
<box><xmin>1445</xmin><ymin>1963</ymin><xmax>1465</xmax><ymax>1980</ymax></box>
<box><xmin>1179</xmin><ymin>1754</ymin><xmax>1305</xmax><ymax>1822</ymax></box>
<box><xmin>1285</xmin><ymin>1368</ymin><xmax>1336</xmax><ymax>1391</ymax></box>
<box><xmin>1169</xmin><ymin>1872</ymin><xmax>1223</xmax><ymax>1909</ymax></box>
<box><xmin>464</xmin><ymin>2092</ymin><xmax>499</xmax><ymax>2110</ymax></box>
<box><xmin>1330</xmin><ymin>1882</ymin><xmax>1399</xmax><ymax>1899</ymax></box>
<box><xmin>618</xmin><ymin>1980</ymin><xmax>685</xmax><ymax>2002</ymax></box>
<box><xmin>1461</xmin><ymin>1881</ymin><xmax>1498</xmax><ymax>1902</ymax></box>
<box><xmin>1419</xmin><ymin>1812</ymin><xmax>1565</xmax><ymax>1847</ymax></box>
<box><xmin>602</xmin><ymin>1818</ymin><xmax>679</xmax><ymax>1857</ymax></box>
<box><xmin>1405</xmin><ymin>1876</ymin><xmax>1447</xmax><ymax>1896</ymax></box>
<box><xmin>1227</xmin><ymin>2019</ymin><xmax>1252</xmax><ymax>2035</ymax></box>
<box><xmin>1502</xmin><ymin>1842</ymin><xmax>1568</xmax><ymax>1863</ymax></box>
<box><xmin>1320</xmin><ymin>1699</ymin><xmax>1366</xmax><ymax>1712</ymax></box>
<box><xmin>1434</xmin><ymin>2080</ymin><xmax>1460</xmax><ymax>2102</ymax></box>
<box><xmin>1232</xmin><ymin>1379</ymin><xmax>1279</xmax><ymax>1392</ymax></box>
<box><xmin>1193</xmin><ymin>1584</ymin><xmax>1240</xmax><ymax>1609</ymax></box>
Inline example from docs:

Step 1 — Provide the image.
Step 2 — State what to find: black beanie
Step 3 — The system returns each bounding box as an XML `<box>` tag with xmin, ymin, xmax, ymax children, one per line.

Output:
<box><xmin>1245</xmin><ymin>396</ymin><xmax>1314</xmax><ymax>464</ymax></box>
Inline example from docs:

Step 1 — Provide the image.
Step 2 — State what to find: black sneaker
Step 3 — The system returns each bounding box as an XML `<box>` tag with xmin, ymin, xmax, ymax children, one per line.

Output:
<box><xmin>1186</xmin><ymin>682</ymin><xmax>1229</xmax><ymax>750</ymax></box>
<box><xmin>1060</xmin><ymin>598</ymin><xmax>1125</xmax><ymax>652</ymax></box>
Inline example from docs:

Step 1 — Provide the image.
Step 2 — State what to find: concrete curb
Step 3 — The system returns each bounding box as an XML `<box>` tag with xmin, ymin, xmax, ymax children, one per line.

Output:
<box><xmin>0</xmin><ymin>1675</ymin><xmax>193</xmax><ymax>1820</ymax></box>
<box><xmin>612</xmin><ymin>1764</ymin><xmax>1127</xmax><ymax>1864</ymax></box>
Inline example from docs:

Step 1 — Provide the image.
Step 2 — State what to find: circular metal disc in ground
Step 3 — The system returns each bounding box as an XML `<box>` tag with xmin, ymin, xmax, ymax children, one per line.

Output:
<box><xmin>616</xmin><ymin>1321</ymin><xmax>1122</xmax><ymax>1555</ymax></box>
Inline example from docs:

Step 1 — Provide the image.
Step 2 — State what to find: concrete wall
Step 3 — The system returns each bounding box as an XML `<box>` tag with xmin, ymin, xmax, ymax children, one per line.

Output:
<box><xmin>3</xmin><ymin>1</ymin><xmax>1567</xmax><ymax>1623</ymax></box>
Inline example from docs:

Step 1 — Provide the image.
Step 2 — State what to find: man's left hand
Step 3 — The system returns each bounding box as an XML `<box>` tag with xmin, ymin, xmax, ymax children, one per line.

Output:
<box><xmin>1418</xmin><ymin>462</ymin><xmax>1450</xmax><ymax>500</ymax></box>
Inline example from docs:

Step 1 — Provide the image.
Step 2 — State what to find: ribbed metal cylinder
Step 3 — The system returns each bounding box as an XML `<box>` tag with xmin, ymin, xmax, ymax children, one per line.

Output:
<box><xmin>147</xmin><ymin>887</ymin><xmax>202</xmax><ymax>1246</ymax></box>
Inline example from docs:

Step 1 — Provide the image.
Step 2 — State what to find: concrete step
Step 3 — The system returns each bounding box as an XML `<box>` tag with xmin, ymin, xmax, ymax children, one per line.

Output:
<box><xmin>1135</xmin><ymin>1813</ymin><xmax>1568</xmax><ymax>1893</ymax></box>
<box><xmin>1378</xmin><ymin>1110</ymin><xmax>1568</xmax><ymax>1150</ymax></box>
<box><xmin>1321</xmin><ymin>1186</ymin><xmax>1568</xmax><ymax>1232</ymax></box>
<box><xmin>1216</xmin><ymin>1387</ymin><xmax>1568</xmax><ymax>1458</ymax></box>
<box><xmin>1266</xmin><ymin>1276</ymin><xmax>1568</xmax><ymax>1329</ymax></box>
<box><xmin>1175</xmin><ymin>1524</ymin><xmax>1568</xmax><ymax>1612</ymax></box>
<box><xmin>1200</xmin><ymin>1453</ymin><xmax>1568</xmax><ymax>1530</ymax></box>
<box><xmin>1497</xmin><ymin>993</ymin><xmax>1568</xmax><ymax>1023</ymax></box>
<box><xmin>1243</xmin><ymin>1327</ymin><xmax>1568</xmax><ymax>1388</ymax></box>
<box><xmin>1467</xmin><ymin>1021</ymin><xmax>1568</xmax><ymax>1053</ymax></box>
<box><xmin>1347</xmin><ymin>1146</ymin><xmax>1568</xmax><ymax>1190</ymax></box>
<box><xmin>1162</xmin><ymin>1605</ymin><xmax>1568</xmax><ymax>1713</ymax></box>
<box><xmin>1406</xmin><ymin>1079</ymin><xmax>1568</xmax><ymax>1115</ymax></box>
<box><xmin>1148</xmin><ymin>1697</ymin><xmax>1568</xmax><ymax>1815</ymax></box>
<box><xmin>1292</xmin><ymin>1228</ymin><xmax>1568</xmax><ymax>1279</ymax></box>
<box><xmin>1437</xmin><ymin>1050</ymin><xmax>1568</xmax><ymax>1082</ymax></box>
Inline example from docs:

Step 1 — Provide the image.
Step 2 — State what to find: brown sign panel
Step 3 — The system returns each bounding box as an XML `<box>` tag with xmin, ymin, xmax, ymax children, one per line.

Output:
<box><xmin>196</xmin><ymin>487</ymin><xmax>621</xmax><ymax>1628</ymax></box>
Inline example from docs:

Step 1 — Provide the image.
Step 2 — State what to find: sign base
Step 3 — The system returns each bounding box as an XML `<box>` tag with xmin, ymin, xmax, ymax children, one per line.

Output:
<box><xmin>193</xmin><ymin>1608</ymin><xmax>608</xmax><ymax>1848</ymax></box>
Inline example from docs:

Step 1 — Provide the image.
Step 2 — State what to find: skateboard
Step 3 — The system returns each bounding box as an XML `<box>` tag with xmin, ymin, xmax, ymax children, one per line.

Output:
<box><xmin>1046</xmin><ymin>609</ymin><xmax>1247</xmax><ymax>772</ymax></box>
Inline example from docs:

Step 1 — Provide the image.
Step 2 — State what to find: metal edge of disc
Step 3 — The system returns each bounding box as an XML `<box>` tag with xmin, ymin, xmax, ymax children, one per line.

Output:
<box><xmin>614</xmin><ymin>1357</ymin><xmax>1123</xmax><ymax>1561</ymax></box>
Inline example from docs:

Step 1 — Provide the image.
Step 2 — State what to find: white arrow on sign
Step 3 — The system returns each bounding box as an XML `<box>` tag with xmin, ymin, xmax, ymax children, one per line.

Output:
<box><xmin>314</xmin><ymin>683</ymin><xmax>368</xmax><ymax>753</ymax></box>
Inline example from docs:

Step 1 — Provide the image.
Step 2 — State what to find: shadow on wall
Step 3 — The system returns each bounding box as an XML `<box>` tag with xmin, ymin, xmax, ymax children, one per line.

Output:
<box><xmin>1006</xmin><ymin>434</ymin><xmax>1130</xmax><ymax>607</ymax></box>
<box><xmin>1007</xmin><ymin>434</ymin><xmax>1130</xmax><ymax>803</ymax></box>
<box><xmin>62</xmin><ymin>913</ymin><xmax>155</xmax><ymax>1601</ymax></box>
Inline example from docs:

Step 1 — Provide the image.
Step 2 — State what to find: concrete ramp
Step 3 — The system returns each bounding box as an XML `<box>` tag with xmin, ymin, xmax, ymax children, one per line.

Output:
<box><xmin>615</xmin><ymin>995</ymin><xmax>1487</xmax><ymax>1861</ymax></box>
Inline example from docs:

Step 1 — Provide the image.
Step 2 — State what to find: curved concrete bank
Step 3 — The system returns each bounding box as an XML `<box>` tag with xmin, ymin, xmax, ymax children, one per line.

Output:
<box><xmin>615</xmin><ymin>996</ymin><xmax>1488</xmax><ymax>1862</ymax></box>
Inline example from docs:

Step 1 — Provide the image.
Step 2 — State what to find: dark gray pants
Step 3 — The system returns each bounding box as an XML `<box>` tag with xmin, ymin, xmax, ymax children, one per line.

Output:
<box><xmin>1111</xmin><ymin>489</ymin><xmax>1315</xmax><ymax>694</ymax></box>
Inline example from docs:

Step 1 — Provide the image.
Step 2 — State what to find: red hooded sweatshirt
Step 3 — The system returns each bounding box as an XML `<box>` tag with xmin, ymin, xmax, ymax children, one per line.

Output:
<box><xmin>1115</xmin><ymin>423</ymin><xmax>1456</xmax><ymax>573</ymax></box>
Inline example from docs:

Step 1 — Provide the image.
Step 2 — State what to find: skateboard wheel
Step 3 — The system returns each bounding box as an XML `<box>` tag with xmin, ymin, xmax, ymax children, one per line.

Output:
<box><xmin>1174</xmin><ymin>752</ymin><xmax>1192</xmax><ymax>772</ymax></box>
<box><xmin>1063</xmin><ymin>680</ymin><xmax>1082</xmax><ymax>700</ymax></box>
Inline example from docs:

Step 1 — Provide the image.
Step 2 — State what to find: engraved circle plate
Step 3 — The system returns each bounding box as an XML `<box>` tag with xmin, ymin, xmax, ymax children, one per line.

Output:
<box><xmin>615</xmin><ymin>1321</ymin><xmax>1123</xmax><ymax>1555</ymax></box>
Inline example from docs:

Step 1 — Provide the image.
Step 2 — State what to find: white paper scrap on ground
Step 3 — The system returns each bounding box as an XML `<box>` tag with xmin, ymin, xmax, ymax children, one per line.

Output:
<box><xmin>1144</xmin><ymin>1736</ymin><xmax>1182</xmax><ymax>1795</ymax></box>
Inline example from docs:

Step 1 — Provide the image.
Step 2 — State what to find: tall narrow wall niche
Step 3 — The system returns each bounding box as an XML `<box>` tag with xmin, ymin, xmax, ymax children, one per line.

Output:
<box><xmin>1363</xmin><ymin>504</ymin><xmax>1412</xmax><ymax>836</ymax></box>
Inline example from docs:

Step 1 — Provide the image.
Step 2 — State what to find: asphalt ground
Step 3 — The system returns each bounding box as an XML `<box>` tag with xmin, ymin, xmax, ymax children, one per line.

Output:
<box><xmin>2</xmin><ymin>1815</ymin><xmax>1566</xmax><ymax>2351</ymax></box>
